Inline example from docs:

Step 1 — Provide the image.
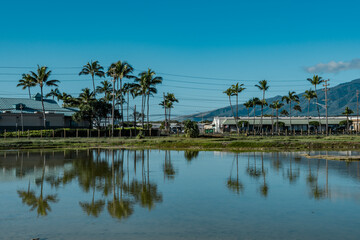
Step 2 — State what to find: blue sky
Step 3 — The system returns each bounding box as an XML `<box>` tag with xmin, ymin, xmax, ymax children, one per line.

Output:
<box><xmin>1</xmin><ymin>0</ymin><xmax>360</xmax><ymax>120</ymax></box>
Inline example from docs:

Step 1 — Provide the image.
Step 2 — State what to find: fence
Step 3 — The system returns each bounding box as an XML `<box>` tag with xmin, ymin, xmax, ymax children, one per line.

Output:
<box><xmin>0</xmin><ymin>128</ymin><xmax>161</xmax><ymax>139</ymax></box>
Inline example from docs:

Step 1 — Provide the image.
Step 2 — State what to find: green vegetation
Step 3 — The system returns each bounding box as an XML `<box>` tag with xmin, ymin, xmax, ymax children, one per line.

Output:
<box><xmin>2</xmin><ymin>135</ymin><xmax>360</xmax><ymax>151</ymax></box>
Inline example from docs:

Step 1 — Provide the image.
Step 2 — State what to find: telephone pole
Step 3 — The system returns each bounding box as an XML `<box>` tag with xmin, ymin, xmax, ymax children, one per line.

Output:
<box><xmin>357</xmin><ymin>90</ymin><xmax>359</xmax><ymax>134</ymax></box>
<box><xmin>323</xmin><ymin>79</ymin><xmax>330</xmax><ymax>136</ymax></box>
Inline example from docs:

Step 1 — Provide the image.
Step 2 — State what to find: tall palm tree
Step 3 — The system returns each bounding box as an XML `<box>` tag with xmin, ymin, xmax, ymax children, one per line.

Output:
<box><xmin>108</xmin><ymin>61</ymin><xmax>134</xmax><ymax>129</ymax></box>
<box><xmin>107</xmin><ymin>66</ymin><xmax>118</xmax><ymax>136</ymax></box>
<box><xmin>307</xmin><ymin>75</ymin><xmax>324</xmax><ymax>129</ymax></box>
<box><xmin>342</xmin><ymin>106</ymin><xmax>354</xmax><ymax>133</ymax></box>
<box><xmin>243</xmin><ymin>100</ymin><xmax>252</xmax><ymax>133</ymax></box>
<box><xmin>160</xmin><ymin>93</ymin><xmax>179</xmax><ymax>132</ymax></box>
<box><xmin>282</xmin><ymin>91</ymin><xmax>299</xmax><ymax>132</ymax></box>
<box><xmin>135</xmin><ymin>69</ymin><xmax>162</xmax><ymax>129</ymax></box>
<box><xmin>79</xmin><ymin>61</ymin><xmax>105</xmax><ymax>94</ymax></box>
<box><xmin>230</xmin><ymin>83</ymin><xmax>245</xmax><ymax>134</ymax></box>
<box><xmin>28</xmin><ymin>66</ymin><xmax>59</xmax><ymax>128</ymax></box>
<box><xmin>96</xmin><ymin>80</ymin><xmax>113</xmax><ymax>99</ymax></box>
<box><xmin>271</xmin><ymin>100</ymin><xmax>284</xmax><ymax>133</ymax></box>
<box><xmin>250</xmin><ymin>97</ymin><xmax>261</xmax><ymax>133</ymax></box>
<box><xmin>255</xmin><ymin>80</ymin><xmax>269</xmax><ymax>130</ymax></box>
<box><xmin>17</xmin><ymin>73</ymin><xmax>36</xmax><ymax>99</ymax></box>
<box><xmin>224</xmin><ymin>88</ymin><xmax>239</xmax><ymax>134</ymax></box>
<box><xmin>303</xmin><ymin>89</ymin><xmax>317</xmax><ymax>133</ymax></box>
<box><xmin>123</xmin><ymin>83</ymin><xmax>135</xmax><ymax>124</ymax></box>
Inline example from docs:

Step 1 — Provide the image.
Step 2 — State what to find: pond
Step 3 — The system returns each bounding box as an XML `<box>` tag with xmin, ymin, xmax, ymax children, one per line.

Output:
<box><xmin>1</xmin><ymin>149</ymin><xmax>360</xmax><ymax>240</ymax></box>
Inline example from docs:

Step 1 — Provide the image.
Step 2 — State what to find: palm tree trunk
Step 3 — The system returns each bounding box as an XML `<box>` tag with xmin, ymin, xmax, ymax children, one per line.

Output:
<box><xmin>308</xmin><ymin>100</ymin><xmax>310</xmax><ymax>134</ymax></box>
<box><xmin>40</xmin><ymin>86</ymin><xmax>46</xmax><ymax>128</ymax></box>
<box><xmin>261</xmin><ymin>91</ymin><xmax>265</xmax><ymax>130</ymax></box>
<box><xmin>147</xmin><ymin>93</ymin><xmax>150</xmax><ymax>130</ymax></box>
<box><xmin>169</xmin><ymin>108</ymin><xmax>171</xmax><ymax>132</ymax></box>
<box><xmin>315</xmin><ymin>85</ymin><xmax>321</xmax><ymax>131</ymax></box>
<box><xmin>289</xmin><ymin>101</ymin><xmax>292</xmax><ymax>132</ymax></box>
<box><xmin>141</xmin><ymin>94</ymin><xmax>145</xmax><ymax>129</ymax></box>
<box><xmin>28</xmin><ymin>87</ymin><xmax>31</xmax><ymax>99</ymax></box>
<box><xmin>127</xmin><ymin>92</ymin><xmax>130</xmax><ymax>124</ymax></box>
<box><xmin>92</xmin><ymin>74</ymin><xmax>96</xmax><ymax>94</ymax></box>
<box><xmin>247</xmin><ymin>109</ymin><xmax>250</xmax><ymax>133</ymax></box>
<box><xmin>276</xmin><ymin>109</ymin><xmax>279</xmax><ymax>133</ymax></box>
<box><xmin>112</xmin><ymin>78</ymin><xmax>116</xmax><ymax>137</ymax></box>
<box><xmin>253</xmin><ymin>107</ymin><xmax>256</xmax><ymax>133</ymax></box>
<box><xmin>236</xmin><ymin>94</ymin><xmax>239</xmax><ymax>135</ymax></box>
<box><xmin>228</xmin><ymin>96</ymin><xmax>239</xmax><ymax>134</ymax></box>
<box><xmin>120</xmin><ymin>77</ymin><xmax>124</xmax><ymax>130</ymax></box>
<box><xmin>271</xmin><ymin>108</ymin><xmax>274</xmax><ymax>134</ymax></box>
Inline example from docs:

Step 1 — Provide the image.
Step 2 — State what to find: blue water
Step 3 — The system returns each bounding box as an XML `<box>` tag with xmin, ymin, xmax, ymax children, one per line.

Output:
<box><xmin>0</xmin><ymin>150</ymin><xmax>360</xmax><ymax>240</ymax></box>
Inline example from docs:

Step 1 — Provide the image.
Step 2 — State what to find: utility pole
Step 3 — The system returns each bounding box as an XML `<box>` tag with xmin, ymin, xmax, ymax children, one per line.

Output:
<box><xmin>357</xmin><ymin>90</ymin><xmax>359</xmax><ymax>134</ymax></box>
<box><xmin>20</xmin><ymin>104</ymin><xmax>24</xmax><ymax>133</ymax></box>
<box><xmin>134</xmin><ymin>105</ymin><xmax>137</xmax><ymax>134</ymax></box>
<box><xmin>323</xmin><ymin>79</ymin><xmax>330</xmax><ymax>136</ymax></box>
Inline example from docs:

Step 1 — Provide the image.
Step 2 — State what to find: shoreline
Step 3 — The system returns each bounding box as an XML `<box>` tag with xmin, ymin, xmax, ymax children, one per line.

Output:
<box><xmin>1</xmin><ymin>135</ymin><xmax>360</xmax><ymax>152</ymax></box>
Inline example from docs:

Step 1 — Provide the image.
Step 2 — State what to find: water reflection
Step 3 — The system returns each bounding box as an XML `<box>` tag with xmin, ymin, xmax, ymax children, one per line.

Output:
<box><xmin>0</xmin><ymin>150</ymin><xmax>359</xmax><ymax>222</ymax></box>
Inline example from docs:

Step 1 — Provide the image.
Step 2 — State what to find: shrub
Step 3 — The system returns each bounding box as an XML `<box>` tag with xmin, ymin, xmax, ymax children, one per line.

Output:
<box><xmin>183</xmin><ymin>120</ymin><xmax>199</xmax><ymax>138</ymax></box>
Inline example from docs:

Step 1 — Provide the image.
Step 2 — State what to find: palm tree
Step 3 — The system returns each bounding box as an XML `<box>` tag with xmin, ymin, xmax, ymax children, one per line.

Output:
<box><xmin>255</xmin><ymin>80</ymin><xmax>269</xmax><ymax>130</ymax></box>
<box><xmin>293</xmin><ymin>105</ymin><xmax>302</xmax><ymax>115</ymax></box>
<box><xmin>307</xmin><ymin>75</ymin><xmax>324</xmax><ymax>129</ymax></box>
<box><xmin>282</xmin><ymin>91</ymin><xmax>299</xmax><ymax>132</ymax></box>
<box><xmin>78</xmin><ymin>88</ymin><xmax>96</xmax><ymax>104</ymax></box>
<box><xmin>123</xmin><ymin>83</ymin><xmax>135</xmax><ymax>124</ymax></box>
<box><xmin>28</xmin><ymin>66</ymin><xmax>59</xmax><ymax>128</ymax></box>
<box><xmin>79</xmin><ymin>60</ymin><xmax>105</xmax><ymax>94</ymax></box>
<box><xmin>271</xmin><ymin>100</ymin><xmax>284</xmax><ymax>133</ymax></box>
<box><xmin>96</xmin><ymin>80</ymin><xmax>113</xmax><ymax>99</ymax></box>
<box><xmin>342</xmin><ymin>106</ymin><xmax>354</xmax><ymax>133</ymax></box>
<box><xmin>231</xmin><ymin>83</ymin><xmax>245</xmax><ymax>134</ymax></box>
<box><xmin>224</xmin><ymin>88</ymin><xmax>239</xmax><ymax>134</ymax></box>
<box><xmin>45</xmin><ymin>88</ymin><xmax>61</xmax><ymax>101</ymax></box>
<box><xmin>303</xmin><ymin>89</ymin><xmax>317</xmax><ymax>133</ymax></box>
<box><xmin>17</xmin><ymin>73</ymin><xmax>36</xmax><ymax>99</ymax></box>
<box><xmin>108</xmin><ymin>61</ymin><xmax>134</xmax><ymax>129</ymax></box>
<box><xmin>250</xmin><ymin>97</ymin><xmax>261</xmax><ymax>133</ymax></box>
<box><xmin>243</xmin><ymin>100</ymin><xmax>253</xmax><ymax>133</ymax></box>
<box><xmin>160</xmin><ymin>93</ymin><xmax>179</xmax><ymax>132</ymax></box>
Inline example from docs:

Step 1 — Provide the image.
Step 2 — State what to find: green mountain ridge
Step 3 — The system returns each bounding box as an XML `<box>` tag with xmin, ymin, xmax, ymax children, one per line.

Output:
<box><xmin>180</xmin><ymin>78</ymin><xmax>360</xmax><ymax>121</ymax></box>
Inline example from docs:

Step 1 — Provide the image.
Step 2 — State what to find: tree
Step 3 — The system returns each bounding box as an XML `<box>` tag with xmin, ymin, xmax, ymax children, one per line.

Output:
<box><xmin>282</xmin><ymin>91</ymin><xmax>299</xmax><ymax>132</ymax></box>
<box><xmin>79</xmin><ymin>60</ymin><xmax>105</xmax><ymax>94</ymax></box>
<box><xmin>17</xmin><ymin>73</ymin><xmax>36</xmax><ymax>99</ymax></box>
<box><xmin>230</xmin><ymin>83</ymin><xmax>245</xmax><ymax>134</ymax></box>
<box><xmin>160</xmin><ymin>93</ymin><xmax>179</xmax><ymax>133</ymax></box>
<box><xmin>307</xmin><ymin>75</ymin><xmax>324</xmax><ymax>129</ymax></box>
<box><xmin>96</xmin><ymin>80</ymin><xmax>113</xmax><ymax>99</ymax></box>
<box><xmin>243</xmin><ymin>100</ymin><xmax>253</xmax><ymax>133</ymax></box>
<box><xmin>255</xmin><ymin>80</ymin><xmax>269</xmax><ymax>130</ymax></box>
<box><xmin>45</xmin><ymin>88</ymin><xmax>61</xmax><ymax>101</ymax></box>
<box><xmin>183</xmin><ymin>120</ymin><xmax>199</xmax><ymax>138</ymax></box>
<box><xmin>250</xmin><ymin>97</ymin><xmax>261</xmax><ymax>133</ymax></box>
<box><xmin>108</xmin><ymin>61</ymin><xmax>134</xmax><ymax>129</ymax></box>
<box><xmin>293</xmin><ymin>105</ymin><xmax>302</xmax><ymax>115</ymax></box>
<box><xmin>28</xmin><ymin>66</ymin><xmax>59</xmax><ymax>128</ymax></box>
<box><xmin>280</xmin><ymin>109</ymin><xmax>289</xmax><ymax>116</ymax></box>
<box><xmin>303</xmin><ymin>89</ymin><xmax>317</xmax><ymax>133</ymax></box>
<box><xmin>224</xmin><ymin>88</ymin><xmax>239</xmax><ymax>134</ymax></box>
<box><xmin>270</xmin><ymin>100</ymin><xmax>284</xmax><ymax>133</ymax></box>
<box><xmin>342</xmin><ymin>106</ymin><xmax>354</xmax><ymax>133</ymax></box>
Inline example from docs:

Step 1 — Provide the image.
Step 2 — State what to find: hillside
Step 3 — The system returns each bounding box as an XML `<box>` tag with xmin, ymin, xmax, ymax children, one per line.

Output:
<box><xmin>180</xmin><ymin>78</ymin><xmax>360</xmax><ymax>121</ymax></box>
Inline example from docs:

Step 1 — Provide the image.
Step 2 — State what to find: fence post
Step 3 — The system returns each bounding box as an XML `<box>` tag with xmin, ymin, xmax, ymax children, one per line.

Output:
<box><xmin>130</xmin><ymin>128</ymin><xmax>132</xmax><ymax>138</ymax></box>
<box><xmin>41</xmin><ymin>130</ymin><xmax>43</xmax><ymax>138</ymax></box>
<box><xmin>52</xmin><ymin>129</ymin><xmax>55</xmax><ymax>138</ymax></box>
<box><xmin>87</xmin><ymin>129</ymin><xmax>90</xmax><ymax>138</ymax></box>
<box><xmin>285</xmin><ymin>129</ymin><xmax>288</xmax><ymax>136</ymax></box>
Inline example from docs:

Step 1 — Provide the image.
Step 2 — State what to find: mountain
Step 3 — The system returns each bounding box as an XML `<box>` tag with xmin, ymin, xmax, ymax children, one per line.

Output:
<box><xmin>179</xmin><ymin>78</ymin><xmax>360</xmax><ymax>121</ymax></box>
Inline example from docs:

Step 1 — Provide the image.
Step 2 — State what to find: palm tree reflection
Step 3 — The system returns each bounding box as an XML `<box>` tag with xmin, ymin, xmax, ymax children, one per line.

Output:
<box><xmin>227</xmin><ymin>153</ymin><xmax>244</xmax><ymax>195</ymax></box>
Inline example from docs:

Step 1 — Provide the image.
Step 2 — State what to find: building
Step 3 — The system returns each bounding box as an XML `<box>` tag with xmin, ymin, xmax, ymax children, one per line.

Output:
<box><xmin>212</xmin><ymin>116</ymin><xmax>348</xmax><ymax>133</ymax></box>
<box><xmin>0</xmin><ymin>94</ymin><xmax>89</xmax><ymax>131</ymax></box>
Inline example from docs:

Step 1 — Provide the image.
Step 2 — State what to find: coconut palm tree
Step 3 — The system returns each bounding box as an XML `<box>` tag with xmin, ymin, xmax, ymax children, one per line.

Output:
<box><xmin>96</xmin><ymin>80</ymin><xmax>113</xmax><ymax>99</ymax></box>
<box><xmin>255</xmin><ymin>80</ymin><xmax>269</xmax><ymax>130</ymax></box>
<box><xmin>160</xmin><ymin>93</ymin><xmax>179</xmax><ymax>132</ymax></box>
<box><xmin>107</xmin><ymin>66</ymin><xmax>118</xmax><ymax>136</ymax></box>
<box><xmin>271</xmin><ymin>100</ymin><xmax>284</xmax><ymax>133</ymax></box>
<box><xmin>123</xmin><ymin>83</ymin><xmax>135</xmax><ymax>124</ymax></box>
<box><xmin>250</xmin><ymin>97</ymin><xmax>261</xmax><ymax>133</ymax></box>
<box><xmin>303</xmin><ymin>89</ymin><xmax>317</xmax><ymax>133</ymax></box>
<box><xmin>230</xmin><ymin>83</ymin><xmax>245</xmax><ymax>133</ymax></box>
<box><xmin>108</xmin><ymin>61</ymin><xmax>134</xmax><ymax>129</ymax></box>
<box><xmin>224</xmin><ymin>88</ymin><xmax>239</xmax><ymax>134</ymax></box>
<box><xmin>17</xmin><ymin>73</ymin><xmax>36</xmax><ymax>99</ymax></box>
<box><xmin>243</xmin><ymin>100</ymin><xmax>253</xmax><ymax>133</ymax></box>
<box><xmin>79</xmin><ymin>61</ymin><xmax>105</xmax><ymax>94</ymax></box>
<box><xmin>342</xmin><ymin>106</ymin><xmax>354</xmax><ymax>133</ymax></box>
<box><xmin>28</xmin><ymin>66</ymin><xmax>59</xmax><ymax>128</ymax></box>
<box><xmin>307</xmin><ymin>75</ymin><xmax>324</xmax><ymax>129</ymax></box>
<box><xmin>45</xmin><ymin>88</ymin><xmax>61</xmax><ymax>101</ymax></box>
<box><xmin>282</xmin><ymin>91</ymin><xmax>299</xmax><ymax>132</ymax></box>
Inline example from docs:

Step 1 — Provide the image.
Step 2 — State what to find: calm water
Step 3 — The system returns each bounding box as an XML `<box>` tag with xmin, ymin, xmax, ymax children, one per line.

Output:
<box><xmin>1</xmin><ymin>149</ymin><xmax>360</xmax><ymax>240</ymax></box>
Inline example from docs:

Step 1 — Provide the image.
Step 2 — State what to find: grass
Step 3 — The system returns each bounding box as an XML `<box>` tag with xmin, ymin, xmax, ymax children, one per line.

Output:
<box><xmin>1</xmin><ymin>135</ymin><xmax>360</xmax><ymax>151</ymax></box>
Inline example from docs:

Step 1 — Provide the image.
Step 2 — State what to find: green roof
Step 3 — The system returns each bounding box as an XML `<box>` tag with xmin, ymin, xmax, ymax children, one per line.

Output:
<box><xmin>0</xmin><ymin>97</ymin><xmax>77</xmax><ymax>116</ymax></box>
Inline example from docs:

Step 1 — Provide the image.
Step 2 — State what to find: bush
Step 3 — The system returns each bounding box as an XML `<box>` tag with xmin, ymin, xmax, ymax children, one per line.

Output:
<box><xmin>183</xmin><ymin>120</ymin><xmax>199</xmax><ymax>138</ymax></box>
<box><xmin>309</xmin><ymin>121</ymin><xmax>320</xmax><ymax>127</ymax></box>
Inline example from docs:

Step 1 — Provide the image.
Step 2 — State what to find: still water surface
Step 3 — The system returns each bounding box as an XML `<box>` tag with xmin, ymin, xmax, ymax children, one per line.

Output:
<box><xmin>1</xmin><ymin>149</ymin><xmax>360</xmax><ymax>240</ymax></box>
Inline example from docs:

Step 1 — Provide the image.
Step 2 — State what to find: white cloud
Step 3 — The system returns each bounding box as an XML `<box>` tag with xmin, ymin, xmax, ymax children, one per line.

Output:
<box><xmin>305</xmin><ymin>59</ymin><xmax>360</xmax><ymax>73</ymax></box>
